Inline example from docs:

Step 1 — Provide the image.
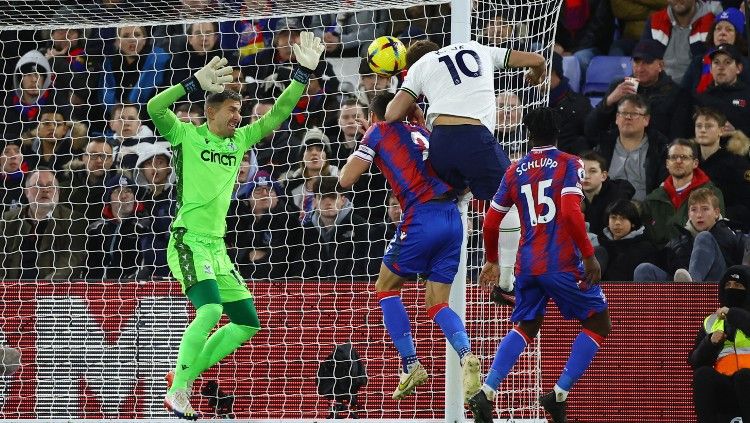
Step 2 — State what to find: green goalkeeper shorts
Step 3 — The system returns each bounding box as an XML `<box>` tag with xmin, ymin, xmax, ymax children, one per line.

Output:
<box><xmin>167</xmin><ymin>227</ymin><xmax>252</xmax><ymax>303</ymax></box>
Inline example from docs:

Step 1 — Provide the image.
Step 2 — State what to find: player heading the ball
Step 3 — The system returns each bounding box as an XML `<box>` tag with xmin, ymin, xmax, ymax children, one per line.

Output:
<box><xmin>339</xmin><ymin>92</ymin><xmax>483</xmax><ymax>404</ymax></box>
<box><xmin>146</xmin><ymin>32</ymin><xmax>325</xmax><ymax>420</ymax></box>
<box><xmin>385</xmin><ymin>40</ymin><xmax>546</xmax><ymax>200</ymax></box>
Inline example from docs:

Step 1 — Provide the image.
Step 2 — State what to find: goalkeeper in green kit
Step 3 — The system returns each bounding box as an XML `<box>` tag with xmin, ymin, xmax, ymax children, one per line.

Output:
<box><xmin>147</xmin><ymin>32</ymin><xmax>325</xmax><ymax>420</ymax></box>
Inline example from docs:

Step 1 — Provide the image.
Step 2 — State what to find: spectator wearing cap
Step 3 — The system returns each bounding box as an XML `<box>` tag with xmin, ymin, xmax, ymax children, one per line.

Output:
<box><xmin>133</xmin><ymin>143</ymin><xmax>175</xmax><ymax>278</ymax></box>
<box><xmin>694</xmin><ymin>43</ymin><xmax>750</xmax><ymax>137</ymax></box>
<box><xmin>85</xmin><ymin>174</ymin><xmax>148</xmax><ymax>280</ymax></box>
<box><xmin>0</xmin><ymin>168</ymin><xmax>86</xmax><ymax>280</ymax></box>
<box><xmin>641</xmin><ymin>0</ymin><xmax>714</xmax><ymax>85</ymax></box>
<box><xmin>585</xmin><ymin>38</ymin><xmax>692</xmax><ymax>142</ymax></box>
<box><xmin>278</xmin><ymin>128</ymin><xmax>340</xmax><ymax>223</ymax></box>
<box><xmin>683</xmin><ymin>8</ymin><xmax>750</xmax><ymax>95</ymax></box>
<box><xmin>1</xmin><ymin>50</ymin><xmax>59</xmax><ymax>141</ymax></box>
<box><xmin>311</xmin><ymin>11</ymin><xmax>377</xmax><ymax>56</ymax></box>
<box><xmin>298</xmin><ymin>176</ymin><xmax>371</xmax><ymax>280</ymax></box>
<box><xmin>226</xmin><ymin>170</ymin><xmax>303</xmax><ymax>280</ymax></box>
<box><xmin>23</xmin><ymin>105</ymin><xmax>75</xmax><ymax>173</ymax></box>
<box><xmin>548</xmin><ymin>52</ymin><xmax>592</xmax><ymax>154</ymax></box>
<box><xmin>62</xmin><ymin>137</ymin><xmax>116</xmax><ymax>222</ymax></box>
<box><xmin>0</xmin><ymin>139</ymin><xmax>28</xmax><ymax>212</ymax></box>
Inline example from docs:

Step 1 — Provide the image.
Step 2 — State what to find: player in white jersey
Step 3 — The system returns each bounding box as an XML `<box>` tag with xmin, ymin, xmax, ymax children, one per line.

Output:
<box><xmin>385</xmin><ymin>40</ymin><xmax>545</xmax><ymax>201</ymax></box>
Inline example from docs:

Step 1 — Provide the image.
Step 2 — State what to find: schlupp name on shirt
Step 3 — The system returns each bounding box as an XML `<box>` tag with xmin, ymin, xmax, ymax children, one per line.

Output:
<box><xmin>515</xmin><ymin>157</ymin><xmax>558</xmax><ymax>175</ymax></box>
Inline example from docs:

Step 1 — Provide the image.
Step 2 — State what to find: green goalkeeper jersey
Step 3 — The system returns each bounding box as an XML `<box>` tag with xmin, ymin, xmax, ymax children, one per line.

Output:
<box><xmin>146</xmin><ymin>81</ymin><xmax>305</xmax><ymax>237</ymax></box>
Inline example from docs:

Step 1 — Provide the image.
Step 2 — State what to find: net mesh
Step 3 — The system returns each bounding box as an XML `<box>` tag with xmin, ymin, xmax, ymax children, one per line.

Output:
<box><xmin>0</xmin><ymin>0</ymin><xmax>561</xmax><ymax>419</ymax></box>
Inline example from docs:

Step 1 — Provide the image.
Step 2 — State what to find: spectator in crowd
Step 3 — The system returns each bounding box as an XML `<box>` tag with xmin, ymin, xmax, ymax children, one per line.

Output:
<box><xmin>690</xmin><ymin>265</ymin><xmax>750</xmax><ymax>423</ymax></box>
<box><xmin>63</xmin><ymin>137</ymin><xmax>116</xmax><ymax>222</ymax></box>
<box><xmin>398</xmin><ymin>26</ymin><xmax>429</xmax><ymax>48</ymax></box>
<box><xmin>595</xmin><ymin>199</ymin><xmax>657</xmax><ymax>282</ymax></box>
<box><xmin>250</xmin><ymin>98</ymin><xmax>293</xmax><ymax>173</ymax></box>
<box><xmin>368</xmin><ymin>190</ymin><xmax>401</xmax><ymax>274</ymax></box>
<box><xmin>0</xmin><ymin>139</ymin><xmax>27</xmax><ymax>212</ymax></box>
<box><xmin>104</xmin><ymin>103</ymin><xmax>162</xmax><ymax>168</ymax></box>
<box><xmin>683</xmin><ymin>8</ymin><xmax>750</xmax><ymax>95</ymax></box>
<box><xmin>693</xmin><ymin>43</ymin><xmax>750</xmax><ymax>137</ymax></box>
<box><xmin>585</xmin><ymin>39</ymin><xmax>692</xmax><ymax>142</ymax></box>
<box><xmin>548</xmin><ymin>52</ymin><xmax>591</xmax><ymax>154</ymax></box>
<box><xmin>219</xmin><ymin>14</ymin><xmax>272</xmax><ymax>66</ymax></box>
<box><xmin>40</xmin><ymin>27</ymin><xmax>90</xmax><ymax>99</ymax></box>
<box><xmin>85</xmin><ymin>174</ymin><xmax>148</xmax><ymax>280</ymax></box>
<box><xmin>329</xmin><ymin>97</ymin><xmax>366</xmax><ymax>167</ymax></box>
<box><xmin>311</xmin><ymin>11</ymin><xmax>378</xmax><ymax>56</ymax></box>
<box><xmin>642</xmin><ymin>138</ymin><xmax>724</xmax><ymax>248</ymax></box>
<box><xmin>356</xmin><ymin>58</ymin><xmax>391</xmax><ymax>107</ymax></box>
<box><xmin>299</xmin><ymin>177</ymin><xmax>370</xmax><ymax>280</ymax></box>
<box><xmin>556</xmin><ymin>0</ymin><xmax>616</xmax><ymax>75</ymax></box>
<box><xmin>170</xmin><ymin>21</ymin><xmax>224</xmax><ymax>101</ymax></box>
<box><xmin>1</xmin><ymin>50</ymin><xmax>58</xmax><ymax>140</ymax></box>
<box><xmin>588</xmin><ymin>94</ymin><xmax>668</xmax><ymax>201</ymax></box>
<box><xmin>641</xmin><ymin>0</ymin><xmax>715</xmax><ymax>85</ymax></box>
<box><xmin>100</xmin><ymin>25</ymin><xmax>171</xmax><ymax>113</ymax></box>
<box><xmin>23</xmin><ymin>105</ymin><xmax>74</xmax><ymax>173</ymax></box>
<box><xmin>495</xmin><ymin>91</ymin><xmax>526</xmax><ymax>161</ymax></box>
<box><xmin>174</xmin><ymin>103</ymin><xmax>205</xmax><ymax>126</ymax></box>
<box><xmin>226</xmin><ymin>171</ymin><xmax>302</xmax><ymax>280</ymax></box>
<box><xmin>234</xmin><ymin>151</ymin><xmax>259</xmax><ymax>199</ymax></box>
<box><xmin>608</xmin><ymin>0</ymin><xmax>663</xmax><ymax>56</ymax></box>
<box><xmin>580</xmin><ymin>151</ymin><xmax>635</xmax><ymax>236</ymax></box>
<box><xmin>636</xmin><ymin>188</ymin><xmax>746</xmax><ymax>281</ymax></box>
<box><xmin>279</xmin><ymin>128</ymin><xmax>340</xmax><ymax>223</ymax></box>
<box><xmin>693</xmin><ymin>106</ymin><xmax>750</xmax><ymax>226</ymax></box>
<box><xmin>132</xmin><ymin>143</ymin><xmax>175</xmax><ymax>278</ymax></box>
<box><xmin>0</xmin><ymin>168</ymin><xmax>86</xmax><ymax>280</ymax></box>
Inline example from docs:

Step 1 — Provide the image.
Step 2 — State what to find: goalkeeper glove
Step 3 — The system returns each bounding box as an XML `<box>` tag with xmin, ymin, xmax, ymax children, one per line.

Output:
<box><xmin>291</xmin><ymin>31</ymin><xmax>325</xmax><ymax>84</ymax></box>
<box><xmin>182</xmin><ymin>56</ymin><xmax>234</xmax><ymax>94</ymax></box>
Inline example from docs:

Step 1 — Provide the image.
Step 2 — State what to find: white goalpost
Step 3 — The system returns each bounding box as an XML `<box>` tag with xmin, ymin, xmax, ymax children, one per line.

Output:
<box><xmin>0</xmin><ymin>0</ymin><xmax>560</xmax><ymax>421</ymax></box>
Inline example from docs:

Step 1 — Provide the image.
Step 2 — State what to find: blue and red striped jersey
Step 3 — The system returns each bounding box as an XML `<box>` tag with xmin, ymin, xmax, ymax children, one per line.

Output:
<box><xmin>354</xmin><ymin>121</ymin><xmax>451</xmax><ymax>211</ymax></box>
<box><xmin>491</xmin><ymin>146</ymin><xmax>586</xmax><ymax>276</ymax></box>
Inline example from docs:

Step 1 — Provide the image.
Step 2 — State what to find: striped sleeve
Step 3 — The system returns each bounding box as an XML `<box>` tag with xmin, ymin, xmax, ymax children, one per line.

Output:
<box><xmin>354</xmin><ymin>144</ymin><xmax>375</xmax><ymax>163</ymax></box>
<box><xmin>561</xmin><ymin>157</ymin><xmax>585</xmax><ymax>197</ymax></box>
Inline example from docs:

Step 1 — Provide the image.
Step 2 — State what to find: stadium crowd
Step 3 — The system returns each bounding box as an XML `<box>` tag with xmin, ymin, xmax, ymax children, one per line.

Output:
<box><xmin>0</xmin><ymin>0</ymin><xmax>748</xmax><ymax>284</ymax></box>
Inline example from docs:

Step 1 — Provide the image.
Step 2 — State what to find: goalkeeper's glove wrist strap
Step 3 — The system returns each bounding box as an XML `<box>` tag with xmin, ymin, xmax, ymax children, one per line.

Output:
<box><xmin>181</xmin><ymin>76</ymin><xmax>202</xmax><ymax>94</ymax></box>
<box><xmin>292</xmin><ymin>66</ymin><xmax>313</xmax><ymax>84</ymax></box>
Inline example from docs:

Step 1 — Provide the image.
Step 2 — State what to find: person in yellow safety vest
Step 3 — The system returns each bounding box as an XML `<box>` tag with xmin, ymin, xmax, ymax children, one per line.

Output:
<box><xmin>690</xmin><ymin>265</ymin><xmax>750</xmax><ymax>423</ymax></box>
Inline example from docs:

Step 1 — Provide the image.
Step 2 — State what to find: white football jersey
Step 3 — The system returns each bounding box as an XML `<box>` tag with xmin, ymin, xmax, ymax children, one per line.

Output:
<box><xmin>400</xmin><ymin>41</ymin><xmax>510</xmax><ymax>133</ymax></box>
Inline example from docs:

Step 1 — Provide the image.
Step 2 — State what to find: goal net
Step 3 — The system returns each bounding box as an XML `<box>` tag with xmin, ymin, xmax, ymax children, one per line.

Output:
<box><xmin>0</xmin><ymin>0</ymin><xmax>559</xmax><ymax>420</ymax></box>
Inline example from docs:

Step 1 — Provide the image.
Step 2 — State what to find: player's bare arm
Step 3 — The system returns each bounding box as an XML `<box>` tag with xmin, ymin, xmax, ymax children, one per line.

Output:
<box><xmin>384</xmin><ymin>90</ymin><xmax>417</xmax><ymax>123</ymax></box>
<box><xmin>507</xmin><ymin>50</ymin><xmax>546</xmax><ymax>85</ymax></box>
<box><xmin>339</xmin><ymin>155</ymin><xmax>370</xmax><ymax>188</ymax></box>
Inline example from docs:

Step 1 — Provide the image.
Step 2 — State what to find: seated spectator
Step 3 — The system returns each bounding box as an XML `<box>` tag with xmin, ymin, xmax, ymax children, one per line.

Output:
<box><xmin>642</xmin><ymin>138</ymin><xmax>724</xmax><ymax>248</ymax></box>
<box><xmin>219</xmin><ymin>16</ymin><xmax>272</xmax><ymax>66</ymax></box>
<box><xmin>62</xmin><ymin>137</ymin><xmax>116</xmax><ymax>222</ymax></box>
<box><xmin>329</xmin><ymin>97</ymin><xmax>367</xmax><ymax>167</ymax></box>
<box><xmin>690</xmin><ymin>265</ymin><xmax>750</xmax><ymax>423</ymax></box>
<box><xmin>548</xmin><ymin>52</ymin><xmax>591</xmax><ymax>154</ymax></box>
<box><xmin>607</xmin><ymin>0</ymin><xmax>661</xmax><ymax>56</ymax></box>
<box><xmin>23</xmin><ymin>105</ymin><xmax>74</xmax><ymax>173</ymax></box>
<box><xmin>0</xmin><ymin>139</ymin><xmax>27</xmax><ymax>212</ymax></box>
<box><xmin>595</xmin><ymin>199</ymin><xmax>657</xmax><ymax>281</ymax></box>
<box><xmin>558</xmin><ymin>0</ymin><xmax>616</xmax><ymax>74</ymax></box>
<box><xmin>174</xmin><ymin>103</ymin><xmax>205</xmax><ymax>126</ymax></box>
<box><xmin>683</xmin><ymin>8</ymin><xmax>750</xmax><ymax>95</ymax></box>
<box><xmin>226</xmin><ymin>171</ymin><xmax>302</xmax><ymax>280</ymax></box>
<box><xmin>588</xmin><ymin>94</ymin><xmax>668</xmax><ymax>201</ymax></box>
<box><xmin>299</xmin><ymin>177</ymin><xmax>370</xmax><ymax>280</ymax></box>
<box><xmin>0</xmin><ymin>168</ymin><xmax>86</xmax><ymax>280</ymax></box>
<box><xmin>311</xmin><ymin>11</ymin><xmax>377</xmax><ymax>57</ymax></box>
<box><xmin>355</xmin><ymin>58</ymin><xmax>391</xmax><ymax>107</ymax></box>
<box><xmin>580</xmin><ymin>151</ymin><xmax>635</xmax><ymax>236</ymax></box>
<box><xmin>495</xmin><ymin>91</ymin><xmax>526</xmax><ymax>160</ymax></box>
<box><xmin>1</xmin><ymin>50</ymin><xmax>60</xmax><ymax>140</ymax></box>
<box><xmin>170</xmin><ymin>21</ymin><xmax>224</xmax><ymax>101</ymax></box>
<box><xmin>641</xmin><ymin>0</ymin><xmax>714</xmax><ymax>85</ymax></box>
<box><xmin>99</xmin><ymin>25</ymin><xmax>171</xmax><ymax>114</ymax></box>
<box><xmin>584</xmin><ymin>39</ymin><xmax>691</xmax><ymax>141</ymax></box>
<box><xmin>40</xmin><ymin>27</ymin><xmax>90</xmax><ymax>101</ymax></box>
<box><xmin>278</xmin><ymin>128</ymin><xmax>340</xmax><ymax>223</ymax></box>
<box><xmin>693</xmin><ymin>106</ymin><xmax>750</xmax><ymax>226</ymax></box>
<box><xmin>693</xmin><ymin>43</ymin><xmax>750</xmax><ymax>137</ymax></box>
<box><xmin>250</xmin><ymin>99</ymin><xmax>294</xmax><ymax>173</ymax></box>
<box><xmin>233</xmin><ymin>151</ymin><xmax>259</xmax><ymax>199</ymax></box>
<box><xmin>133</xmin><ymin>143</ymin><xmax>175</xmax><ymax>278</ymax></box>
<box><xmin>85</xmin><ymin>174</ymin><xmax>148</xmax><ymax>280</ymax></box>
<box><xmin>636</xmin><ymin>188</ymin><xmax>746</xmax><ymax>282</ymax></box>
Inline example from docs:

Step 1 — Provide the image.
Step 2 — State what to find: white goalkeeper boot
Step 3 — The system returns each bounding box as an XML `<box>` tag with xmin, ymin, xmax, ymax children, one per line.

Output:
<box><xmin>461</xmin><ymin>352</ymin><xmax>482</xmax><ymax>402</ymax></box>
<box><xmin>165</xmin><ymin>370</ymin><xmax>194</xmax><ymax>395</ymax></box>
<box><xmin>392</xmin><ymin>363</ymin><xmax>428</xmax><ymax>400</ymax></box>
<box><xmin>164</xmin><ymin>388</ymin><xmax>199</xmax><ymax>420</ymax></box>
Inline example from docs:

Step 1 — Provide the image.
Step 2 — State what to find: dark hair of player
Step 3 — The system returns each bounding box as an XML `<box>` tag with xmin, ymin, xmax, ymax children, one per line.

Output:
<box><xmin>522</xmin><ymin>107</ymin><xmax>560</xmax><ymax>147</ymax></box>
<box><xmin>206</xmin><ymin>90</ymin><xmax>242</xmax><ymax>108</ymax></box>
<box><xmin>370</xmin><ymin>92</ymin><xmax>396</xmax><ymax>121</ymax></box>
<box><xmin>406</xmin><ymin>40</ymin><xmax>439</xmax><ymax>69</ymax></box>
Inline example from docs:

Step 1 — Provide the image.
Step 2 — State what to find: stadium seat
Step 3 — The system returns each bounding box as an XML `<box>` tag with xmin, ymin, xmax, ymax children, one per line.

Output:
<box><xmin>582</xmin><ymin>56</ymin><xmax>633</xmax><ymax>97</ymax></box>
<box><xmin>562</xmin><ymin>55</ymin><xmax>581</xmax><ymax>92</ymax></box>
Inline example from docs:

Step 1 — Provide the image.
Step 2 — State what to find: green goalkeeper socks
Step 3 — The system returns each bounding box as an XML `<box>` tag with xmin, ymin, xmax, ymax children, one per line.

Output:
<box><xmin>169</xmin><ymin>303</ymin><xmax>223</xmax><ymax>393</ymax></box>
<box><xmin>184</xmin><ymin>323</ymin><xmax>259</xmax><ymax>382</ymax></box>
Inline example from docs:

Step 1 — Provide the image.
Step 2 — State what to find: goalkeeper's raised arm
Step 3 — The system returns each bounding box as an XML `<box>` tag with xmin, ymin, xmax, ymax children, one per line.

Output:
<box><xmin>147</xmin><ymin>32</ymin><xmax>326</xmax><ymax>421</ymax></box>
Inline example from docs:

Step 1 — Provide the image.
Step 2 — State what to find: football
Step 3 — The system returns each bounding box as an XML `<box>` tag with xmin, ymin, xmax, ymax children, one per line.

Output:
<box><xmin>366</xmin><ymin>36</ymin><xmax>407</xmax><ymax>76</ymax></box>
